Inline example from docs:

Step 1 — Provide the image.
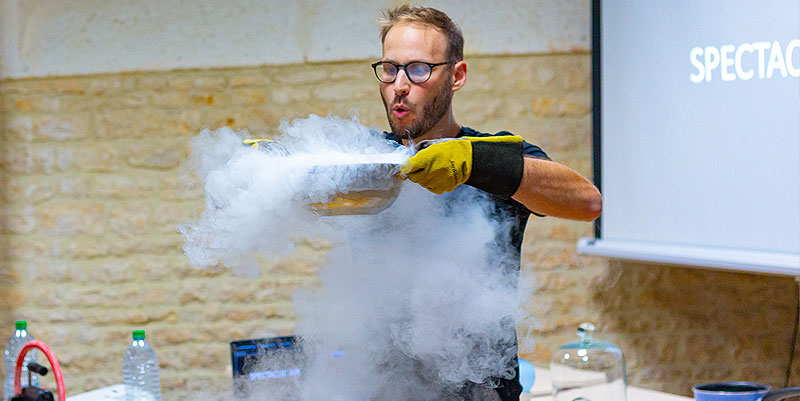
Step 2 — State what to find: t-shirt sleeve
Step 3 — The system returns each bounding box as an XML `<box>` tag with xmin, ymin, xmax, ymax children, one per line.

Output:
<box><xmin>490</xmin><ymin>130</ymin><xmax>549</xmax><ymax>160</ymax></box>
<box><xmin>522</xmin><ymin>141</ymin><xmax>549</xmax><ymax>160</ymax></box>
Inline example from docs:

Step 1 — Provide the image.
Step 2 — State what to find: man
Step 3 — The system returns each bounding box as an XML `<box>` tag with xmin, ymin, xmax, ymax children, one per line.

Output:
<box><xmin>373</xmin><ymin>5</ymin><xmax>602</xmax><ymax>401</ymax></box>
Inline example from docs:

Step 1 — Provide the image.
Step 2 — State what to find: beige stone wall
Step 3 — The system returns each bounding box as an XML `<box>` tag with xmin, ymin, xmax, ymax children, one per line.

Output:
<box><xmin>1</xmin><ymin>55</ymin><xmax>798</xmax><ymax>399</ymax></box>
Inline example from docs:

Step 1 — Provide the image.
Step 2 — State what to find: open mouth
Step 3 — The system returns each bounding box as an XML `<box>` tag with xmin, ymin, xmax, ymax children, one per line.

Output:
<box><xmin>392</xmin><ymin>104</ymin><xmax>410</xmax><ymax>118</ymax></box>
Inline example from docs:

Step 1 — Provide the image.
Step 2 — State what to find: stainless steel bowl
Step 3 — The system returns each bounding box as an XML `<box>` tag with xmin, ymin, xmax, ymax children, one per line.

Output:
<box><xmin>307</xmin><ymin>162</ymin><xmax>403</xmax><ymax>216</ymax></box>
<box><xmin>247</xmin><ymin>139</ymin><xmax>405</xmax><ymax>216</ymax></box>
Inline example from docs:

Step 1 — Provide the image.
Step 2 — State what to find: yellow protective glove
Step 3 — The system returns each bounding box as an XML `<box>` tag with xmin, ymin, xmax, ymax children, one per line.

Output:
<box><xmin>401</xmin><ymin>135</ymin><xmax>524</xmax><ymax>197</ymax></box>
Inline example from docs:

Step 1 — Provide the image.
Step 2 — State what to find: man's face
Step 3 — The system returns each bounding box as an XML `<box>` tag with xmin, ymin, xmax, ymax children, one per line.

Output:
<box><xmin>380</xmin><ymin>22</ymin><xmax>453</xmax><ymax>140</ymax></box>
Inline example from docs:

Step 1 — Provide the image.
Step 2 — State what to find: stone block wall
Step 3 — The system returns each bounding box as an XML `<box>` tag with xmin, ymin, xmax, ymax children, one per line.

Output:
<box><xmin>0</xmin><ymin>54</ymin><xmax>798</xmax><ymax>398</ymax></box>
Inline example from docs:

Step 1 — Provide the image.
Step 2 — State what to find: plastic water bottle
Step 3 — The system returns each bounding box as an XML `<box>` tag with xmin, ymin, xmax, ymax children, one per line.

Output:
<box><xmin>122</xmin><ymin>330</ymin><xmax>161</xmax><ymax>401</ymax></box>
<box><xmin>3</xmin><ymin>321</ymin><xmax>38</xmax><ymax>400</ymax></box>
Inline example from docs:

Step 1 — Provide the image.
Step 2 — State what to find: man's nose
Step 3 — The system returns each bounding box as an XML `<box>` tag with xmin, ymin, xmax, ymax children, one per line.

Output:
<box><xmin>393</xmin><ymin>69</ymin><xmax>411</xmax><ymax>96</ymax></box>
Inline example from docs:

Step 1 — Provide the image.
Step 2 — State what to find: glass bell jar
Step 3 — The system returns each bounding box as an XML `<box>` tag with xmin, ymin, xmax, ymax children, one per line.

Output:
<box><xmin>550</xmin><ymin>322</ymin><xmax>627</xmax><ymax>401</ymax></box>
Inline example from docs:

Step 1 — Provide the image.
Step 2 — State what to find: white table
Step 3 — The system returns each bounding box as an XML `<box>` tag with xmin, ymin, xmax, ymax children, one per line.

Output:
<box><xmin>524</xmin><ymin>366</ymin><xmax>692</xmax><ymax>401</ymax></box>
<box><xmin>66</xmin><ymin>384</ymin><xmax>124</xmax><ymax>401</ymax></box>
<box><xmin>67</xmin><ymin>368</ymin><xmax>693</xmax><ymax>401</ymax></box>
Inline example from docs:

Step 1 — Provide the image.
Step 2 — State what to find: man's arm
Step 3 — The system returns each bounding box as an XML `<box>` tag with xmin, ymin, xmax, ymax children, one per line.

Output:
<box><xmin>512</xmin><ymin>157</ymin><xmax>602</xmax><ymax>222</ymax></box>
<box><xmin>402</xmin><ymin>136</ymin><xmax>602</xmax><ymax>221</ymax></box>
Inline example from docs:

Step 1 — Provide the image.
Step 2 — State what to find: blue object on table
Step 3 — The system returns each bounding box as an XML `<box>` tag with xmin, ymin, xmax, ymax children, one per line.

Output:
<box><xmin>693</xmin><ymin>382</ymin><xmax>800</xmax><ymax>401</ymax></box>
<box><xmin>518</xmin><ymin>357</ymin><xmax>536</xmax><ymax>393</ymax></box>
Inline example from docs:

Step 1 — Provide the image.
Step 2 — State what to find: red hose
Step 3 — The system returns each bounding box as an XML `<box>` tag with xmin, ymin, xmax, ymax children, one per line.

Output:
<box><xmin>13</xmin><ymin>340</ymin><xmax>65</xmax><ymax>401</ymax></box>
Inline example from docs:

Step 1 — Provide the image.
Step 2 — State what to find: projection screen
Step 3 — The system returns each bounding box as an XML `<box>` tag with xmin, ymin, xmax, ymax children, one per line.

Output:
<box><xmin>577</xmin><ymin>0</ymin><xmax>800</xmax><ymax>275</ymax></box>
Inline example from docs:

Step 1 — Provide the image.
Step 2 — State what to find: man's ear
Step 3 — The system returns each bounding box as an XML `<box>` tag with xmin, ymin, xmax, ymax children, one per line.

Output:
<box><xmin>451</xmin><ymin>60</ymin><xmax>467</xmax><ymax>92</ymax></box>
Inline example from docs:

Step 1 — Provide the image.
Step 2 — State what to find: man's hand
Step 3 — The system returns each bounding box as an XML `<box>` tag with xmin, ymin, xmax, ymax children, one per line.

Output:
<box><xmin>401</xmin><ymin>135</ymin><xmax>524</xmax><ymax>197</ymax></box>
<box><xmin>401</xmin><ymin>138</ymin><xmax>472</xmax><ymax>194</ymax></box>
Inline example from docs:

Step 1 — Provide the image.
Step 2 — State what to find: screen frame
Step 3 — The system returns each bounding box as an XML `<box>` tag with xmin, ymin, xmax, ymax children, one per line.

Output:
<box><xmin>592</xmin><ymin>0</ymin><xmax>603</xmax><ymax>240</ymax></box>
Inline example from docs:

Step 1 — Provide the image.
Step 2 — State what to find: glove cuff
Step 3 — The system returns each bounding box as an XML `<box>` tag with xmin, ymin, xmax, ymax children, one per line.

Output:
<box><xmin>465</xmin><ymin>141</ymin><xmax>524</xmax><ymax>199</ymax></box>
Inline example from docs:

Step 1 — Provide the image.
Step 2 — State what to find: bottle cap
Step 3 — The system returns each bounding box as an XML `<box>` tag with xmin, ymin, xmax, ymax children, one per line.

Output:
<box><xmin>132</xmin><ymin>330</ymin><xmax>145</xmax><ymax>340</ymax></box>
<box><xmin>15</xmin><ymin>321</ymin><xmax>27</xmax><ymax>330</ymax></box>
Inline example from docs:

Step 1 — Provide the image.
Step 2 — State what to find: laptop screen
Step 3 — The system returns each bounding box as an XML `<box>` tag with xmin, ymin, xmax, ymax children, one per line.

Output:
<box><xmin>230</xmin><ymin>336</ymin><xmax>304</xmax><ymax>400</ymax></box>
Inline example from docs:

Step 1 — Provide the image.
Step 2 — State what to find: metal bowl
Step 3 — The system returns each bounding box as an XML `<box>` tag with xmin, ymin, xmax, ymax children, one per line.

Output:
<box><xmin>307</xmin><ymin>162</ymin><xmax>403</xmax><ymax>216</ymax></box>
<box><xmin>246</xmin><ymin>139</ymin><xmax>405</xmax><ymax>216</ymax></box>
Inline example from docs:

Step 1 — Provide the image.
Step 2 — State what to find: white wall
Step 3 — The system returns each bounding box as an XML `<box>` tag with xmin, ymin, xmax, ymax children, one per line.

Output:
<box><xmin>0</xmin><ymin>0</ymin><xmax>590</xmax><ymax>79</ymax></box>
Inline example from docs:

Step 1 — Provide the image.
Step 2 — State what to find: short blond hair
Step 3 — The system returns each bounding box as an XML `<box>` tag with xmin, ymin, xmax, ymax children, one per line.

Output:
<box><xmin>378</xmin><ymin>5</ymin><xmax>464</xmax><ymax>62</ymax></box>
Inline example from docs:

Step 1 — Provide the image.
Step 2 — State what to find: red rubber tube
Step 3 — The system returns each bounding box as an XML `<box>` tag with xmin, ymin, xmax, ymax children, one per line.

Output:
<box><xmin>13</xmin><ymin>340</ymin><xmax>66</xmax><ymax>401</ymax></box>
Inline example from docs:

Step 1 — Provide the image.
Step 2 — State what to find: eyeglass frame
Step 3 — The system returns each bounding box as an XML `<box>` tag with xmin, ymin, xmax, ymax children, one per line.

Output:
<box><xmin>371</xmin><ymin>60</ymin><xmax>454</xmax><ymax>84</ymax></box>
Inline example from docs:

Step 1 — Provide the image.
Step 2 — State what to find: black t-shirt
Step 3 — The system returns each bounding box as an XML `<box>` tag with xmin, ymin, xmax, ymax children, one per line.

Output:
<box><xmin>385</xmin><ymin>127</ymin><xmax>549</xmax><ymax>400</ymax></box>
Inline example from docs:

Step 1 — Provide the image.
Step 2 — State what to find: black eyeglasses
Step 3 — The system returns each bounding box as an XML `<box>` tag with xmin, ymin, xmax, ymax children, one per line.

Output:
<box><xmin>371</xmin><ymin>61</ymin><xmax>452</xmax><ymax>84</ymax></box>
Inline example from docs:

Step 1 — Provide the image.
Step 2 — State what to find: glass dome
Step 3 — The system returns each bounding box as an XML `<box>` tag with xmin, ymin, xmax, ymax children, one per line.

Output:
<box><xmin>550</xmin><ymin>322</ymin><xmax>627</xmax><ymax>401</ymax></box>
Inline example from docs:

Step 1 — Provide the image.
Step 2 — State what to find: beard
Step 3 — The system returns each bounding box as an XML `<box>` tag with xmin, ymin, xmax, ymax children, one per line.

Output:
<box><xmin>383</xmin><ymin>77</ymin><xmax>453</xmax><ymax>140</ymax></box>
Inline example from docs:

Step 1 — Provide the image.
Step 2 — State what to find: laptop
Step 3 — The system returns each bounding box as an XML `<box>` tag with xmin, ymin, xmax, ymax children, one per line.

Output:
<box><xmin>230</xmin><ymin>336</ymin><xmax>304</xmax><ymax>400</ymax></box>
